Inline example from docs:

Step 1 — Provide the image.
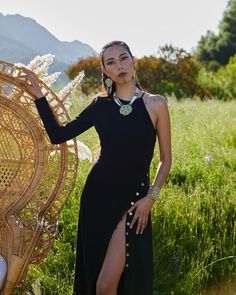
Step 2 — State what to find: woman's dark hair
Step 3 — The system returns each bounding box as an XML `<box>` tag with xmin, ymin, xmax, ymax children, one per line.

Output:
<box><xmin>99</xmin><ymin>40</ymin><xmax>142</xmax><ymax>97</ymax></box>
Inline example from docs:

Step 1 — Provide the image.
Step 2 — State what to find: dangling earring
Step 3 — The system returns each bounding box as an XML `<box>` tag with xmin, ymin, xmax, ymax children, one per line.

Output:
<box><xmin>105</xmin><ymin>77</ymin><xmax>113</xmax><ymax>94</ymax></box>
<box><xmin>132</xmin><ymin>68</ymin><xmax>136</xmax><ymax>84</ymax></box>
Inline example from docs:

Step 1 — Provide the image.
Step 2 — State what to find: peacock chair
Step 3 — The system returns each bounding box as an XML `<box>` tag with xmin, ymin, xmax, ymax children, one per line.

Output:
<box><xmin>0</xmin><ymin>60</ymin><xmax>78</xmax><ymax>294</ymax></box>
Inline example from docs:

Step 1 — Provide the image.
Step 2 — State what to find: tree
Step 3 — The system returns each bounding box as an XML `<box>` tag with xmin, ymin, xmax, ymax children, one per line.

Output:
<box><xmin>137</xmin><ymin>45</ymin><xmax>207</xmax><ymax>99</ymax></box>
<box><xmin>196</xmin><ymin>0</ymin><xmax>236</xmax><ymax>65</ymax></box>
<box><xmin>66</xmin><ymin>56</ymin><xmax>101</xmax><ymax>95</ymax></box>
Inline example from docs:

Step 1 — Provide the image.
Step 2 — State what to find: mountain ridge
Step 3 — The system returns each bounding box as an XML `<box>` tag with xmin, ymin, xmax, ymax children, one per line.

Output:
<box><xmin>0</xmin><ymin>12</ymin><xmax>97</xmax><ymax>87</ymax></box>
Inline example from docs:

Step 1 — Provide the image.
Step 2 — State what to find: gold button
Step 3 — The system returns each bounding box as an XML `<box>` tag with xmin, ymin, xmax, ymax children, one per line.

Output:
<box><xmin>126</xmin><ymin>264</ymin><xmax>129</xmax><ymax>267</ymax></box>
<box><xmin>126</xmin><ymin>243</ymin><xmax>129</xmax><ymax>246</ymax></box>
<box><xmin>126</xmin><ymin>232</ymin><xmax>128</xmax><ymax>235</ymax></box>
<box><xmin>129</xmin><ymin>212</ymin><xmax>133</xmax><ymax>215</ymax></box>
<box><xmin>136</xmin><ymin>192</ymin><xmax>139</xmax><ymax>196</ymax></box>
<box><xmin>126</xmin><ymin>253</ymin><xmax>130</xmax><ymax>256</ymax></box>
<box><xmin>126</xmin><ymin>222</ymin><xmax>130</xmax><ymax>226</ymax></box>
<box><xmin>131</xmin><ymin>201</ymin><xmax>134</xmax><ymax>205</ymax></box>
<box><xmin>141</xmin><ymin>182</ymin><xmax>145</xmax><ymax>186</ymax></box>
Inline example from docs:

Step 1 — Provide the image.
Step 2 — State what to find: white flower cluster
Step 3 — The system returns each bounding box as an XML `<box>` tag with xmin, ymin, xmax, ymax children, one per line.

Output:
<box><xmin>58</xmin><ymin>71</ymin><xmax>84</xmax><ymax>102</ymax></box>
<box><xmin>15</xmin><ymin>54</ymin><xmax>90</xmax><ymax>162</ymax></box>
<box><xmin>14</xmin><ymin>53</ymin><xmax>85</xmax><ymax>111</ymax></box>
<box><xmin>15</xmin><ymin>54</ymin><xmax>61</xmax><ymax>87</ymax></box>
<box><xmin>76</xmin><ymin>140</ymin><xmax>93</xmax><ymax>162</ymax></box>
<box><xmin>50</xmin><ymin>139</ymin><xmax>92</xmax><ymax>162</ymax></box>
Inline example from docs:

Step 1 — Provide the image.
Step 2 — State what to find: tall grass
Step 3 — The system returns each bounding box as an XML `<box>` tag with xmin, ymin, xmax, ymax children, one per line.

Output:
<box><xmin>13</xmin><ymin>95</ymin><xmax>236</xmax><ymax>294</ymax></box>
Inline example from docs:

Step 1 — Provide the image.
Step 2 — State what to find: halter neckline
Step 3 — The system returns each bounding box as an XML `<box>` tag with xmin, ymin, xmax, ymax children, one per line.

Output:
<box><xmin>115</xmin><ymin>91</ymin><xmax>145</xmax><ymax>103</ymax></box>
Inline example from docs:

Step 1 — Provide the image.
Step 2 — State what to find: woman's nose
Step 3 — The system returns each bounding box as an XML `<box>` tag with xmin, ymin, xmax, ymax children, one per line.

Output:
<box><xmin>117</xmin><ymin>61</ymin><xmax>123</xmax><ymax>69</ymax></box>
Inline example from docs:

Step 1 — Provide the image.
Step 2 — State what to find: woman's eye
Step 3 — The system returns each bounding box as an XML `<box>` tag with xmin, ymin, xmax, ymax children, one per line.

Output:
<box><xmin>107</xmin><ymin>61</ymin><xmax>114</xmax><ymax>65</ymax></box>
<box><xmin>121</xmin><ymin>56</ymin><xmax>128</xmax><ymax>60</ymax></box>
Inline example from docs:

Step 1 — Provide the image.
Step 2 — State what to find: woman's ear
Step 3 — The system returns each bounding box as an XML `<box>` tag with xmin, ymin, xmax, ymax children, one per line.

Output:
<box><xmin>102</xmin><ymin>66</ymin><xmax>108</xmax><ymax>77</ymax></box>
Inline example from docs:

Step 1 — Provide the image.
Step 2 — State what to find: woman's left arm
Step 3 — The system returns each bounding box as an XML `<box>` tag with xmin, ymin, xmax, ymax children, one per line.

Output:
<box><xmin>149</xmin><ymin>95</ymin><xmax>172</xmax><ymax>191</ymax></box>
<box><xmin>128</xmin><ymin>95</ymin><xmax>172</xmax><ymax>234</ymax></box>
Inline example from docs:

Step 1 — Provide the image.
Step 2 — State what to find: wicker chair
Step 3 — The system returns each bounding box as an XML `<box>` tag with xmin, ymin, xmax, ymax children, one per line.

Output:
<box><xmin>0</xmin><ymin>60</ymin><xmax>78</xmax><ymax>295</ymax></box>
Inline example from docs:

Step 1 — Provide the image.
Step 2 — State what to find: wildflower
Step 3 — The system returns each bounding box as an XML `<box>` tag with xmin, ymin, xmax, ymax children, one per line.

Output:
<box><xmin>205</xmin><ymin>153</ymin><xmax>212</xmax><ymax>163</ymax></box>
<box><xmin>57</xmin><ymin>71</ymin><xmax>85</xmax><ymax>103</ymax></box>
<box><xmin>32</xmin><ymin>278</ymin><xmax>41</xmax><ymax>295</ymax></box>
<box><xmin>27</xmin><ymin>54</ymin><xmax>54</xmax><ymax>78</ymax></box>
<box><xmin>42</xmin><ymin>72</ymin><xmax>61</xmax><ymax>87</ymax></box>
<box><xmin>76</xmin><ymin>140</ymin><xmax>92</xmax><ymax>162</ymax></box>
<box><xmin>14</xmin><ymin>54</ymin><xmax>61</xmax><ymax>87</ymax></box>
<box><xmin>66</xmin><ymin>139</ymin><xmax>92</xmax><ymax>162</ymax></box>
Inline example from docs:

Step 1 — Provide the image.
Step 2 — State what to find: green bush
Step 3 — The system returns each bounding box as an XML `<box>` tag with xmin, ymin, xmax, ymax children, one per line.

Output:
<box><xmin>197</xmin><ymin>53</ymin><xmax>236</xmax><ymax>100</ymax></box>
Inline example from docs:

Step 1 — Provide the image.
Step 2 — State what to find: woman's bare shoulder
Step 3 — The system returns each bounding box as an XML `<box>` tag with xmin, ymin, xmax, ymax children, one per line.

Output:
<box><xmin>141</xmin><ymin>92</ymin><xmax>169</xmax><ymax>125</ymax></box>
<box><xmin>144</xmin><ymin>92</ymin><xmax>168</xmax><ymax>105</ymax></box>
<box><xmin>143</xmin><ymin>92</ymin><xmax>168</xmax><ymax>115</ymax></box>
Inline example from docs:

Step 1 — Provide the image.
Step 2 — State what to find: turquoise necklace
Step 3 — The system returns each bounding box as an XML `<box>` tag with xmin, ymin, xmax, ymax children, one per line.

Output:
<box><xmin>113</xmin><ymin>87</ymin><xmax>140</xmax><ymax>116</ymax></box>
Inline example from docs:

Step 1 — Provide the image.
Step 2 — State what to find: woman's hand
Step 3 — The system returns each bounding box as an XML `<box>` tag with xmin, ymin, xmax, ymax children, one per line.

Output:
<box><xmin>128</xmin><ymin>196</ymin><xmax>155</xmax><ymax>235</ymax></box>
<box><xmin>17</xmin><ymin>67</ymin><xmax>44</xmax><ymax>99</ymax></box>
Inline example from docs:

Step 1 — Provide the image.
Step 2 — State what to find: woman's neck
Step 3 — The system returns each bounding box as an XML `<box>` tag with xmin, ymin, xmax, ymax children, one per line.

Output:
<box><xmin>114</xmin><ymin>82</ymin><xmax>137</xmax><ymax>101</ymax></box>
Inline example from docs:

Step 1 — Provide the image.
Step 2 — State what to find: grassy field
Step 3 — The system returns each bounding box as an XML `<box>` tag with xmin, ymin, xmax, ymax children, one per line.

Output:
<box><xmin>14</xmin><ymin>95</ymin><xmax>236</xmax><ymax>295</ymax></box>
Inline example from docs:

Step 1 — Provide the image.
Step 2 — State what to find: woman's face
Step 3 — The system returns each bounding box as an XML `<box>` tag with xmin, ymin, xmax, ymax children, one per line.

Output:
<box><xmin>102</xmin><ymin>45</ymin><xmax>135</xmax><ymax>84</ymax></box>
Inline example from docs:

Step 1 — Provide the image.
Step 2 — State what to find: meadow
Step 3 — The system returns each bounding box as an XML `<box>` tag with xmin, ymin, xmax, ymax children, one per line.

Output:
<box><xmin>14</xmin><ymin>94</ymin><xmax>236</xmax><ymax>295</ymax></box>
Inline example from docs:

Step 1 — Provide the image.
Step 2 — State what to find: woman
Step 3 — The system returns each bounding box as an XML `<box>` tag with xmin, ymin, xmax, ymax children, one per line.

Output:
<box><xmin>20</xmin><ymin>40</ymin><xmax>172</xmax><ymax>295</ymax></box>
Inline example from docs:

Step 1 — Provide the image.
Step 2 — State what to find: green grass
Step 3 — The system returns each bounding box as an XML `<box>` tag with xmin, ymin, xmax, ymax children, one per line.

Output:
<box><xmin>13</xmin><ymin>95</ymin><xmax>236</xmax><ymax>295</ymax></box>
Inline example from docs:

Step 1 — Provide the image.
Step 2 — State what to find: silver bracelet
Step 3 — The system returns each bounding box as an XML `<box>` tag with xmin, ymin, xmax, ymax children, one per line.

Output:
<box><xmin>147</xmin><ymin>185</ymin><xmax>161</xmax><ymax>201</ymax></box>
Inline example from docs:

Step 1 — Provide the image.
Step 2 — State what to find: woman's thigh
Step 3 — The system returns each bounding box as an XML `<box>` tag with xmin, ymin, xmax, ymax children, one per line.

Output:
<box><xmin>96</xmin><ymin>212</ymin><xmax>127</xmax><ymax>288</ymax></box>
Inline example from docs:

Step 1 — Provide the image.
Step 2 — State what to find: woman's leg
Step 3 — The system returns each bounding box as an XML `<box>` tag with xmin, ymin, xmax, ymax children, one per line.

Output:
<box><xmin>96</xmin><ymin>212</ymin><xmax>127</xmax><ymax>295</ymax></box>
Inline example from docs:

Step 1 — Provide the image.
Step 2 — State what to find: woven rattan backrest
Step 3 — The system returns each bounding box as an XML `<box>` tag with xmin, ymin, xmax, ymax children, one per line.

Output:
<box><xmin>0</xmin><ymin>60</ymin><xmax>78</xmax><ymax>295</ymax></box>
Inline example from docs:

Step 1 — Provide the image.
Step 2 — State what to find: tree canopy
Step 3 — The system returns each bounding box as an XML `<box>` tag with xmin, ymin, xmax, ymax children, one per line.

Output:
<box><xmin>196</xmin><ymin>0</ymin><xmax>236</xmax><ymax>65</ymax></box>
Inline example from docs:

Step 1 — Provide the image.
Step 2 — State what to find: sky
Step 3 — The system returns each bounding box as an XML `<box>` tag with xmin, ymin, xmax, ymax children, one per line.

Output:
<box><xmin>0</xmin><ymin>0</ymin><xmax>230</xmax><ymax>58</ymax></box>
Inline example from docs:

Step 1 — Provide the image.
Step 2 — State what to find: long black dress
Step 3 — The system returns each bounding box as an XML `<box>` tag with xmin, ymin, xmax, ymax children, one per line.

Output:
<box><xmin>34</xmin><ymin>91</ymin><xmax>157</xmax><ymax>295</ymax></box>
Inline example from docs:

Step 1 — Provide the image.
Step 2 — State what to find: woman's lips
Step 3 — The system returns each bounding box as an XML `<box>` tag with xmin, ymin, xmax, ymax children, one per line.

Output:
<box><xmin>118</xmin><ymin>72</ymin><xmax>127</xmax><ymax>77</ymax></box>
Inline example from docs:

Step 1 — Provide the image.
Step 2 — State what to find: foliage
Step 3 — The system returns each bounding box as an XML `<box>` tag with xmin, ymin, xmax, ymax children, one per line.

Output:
<box><xmin>137</xmin><ymin>45</ymin><xmax>208</xmax><ymax>99</ymax></box>
<box><xmin>66</xmin><ymin>56</ymin><xmax>101</xmax><ymax>95</ymax></box>
<box><xmin>12</xmin><ymin>96</ymin><xmax>236</xmax><ymax>295</ymax></box>
<box><xmin>65</xmin><ymin>44</ymin><xmax>209</xmax><ymax>100</ymax></box>
<box><xmin>197</xmin><ymin>53</ymin><xmax>236</xmax><ymax>100</ymax></box>
<box><xmin>195</xmin><ymin>0</ymin><xmax>236</xmax><ymax>65</ymax></box>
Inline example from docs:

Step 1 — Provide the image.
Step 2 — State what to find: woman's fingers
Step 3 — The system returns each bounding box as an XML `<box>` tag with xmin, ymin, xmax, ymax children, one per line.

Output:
<box><xmin>139</xmin><ymin>218</ymin><xmax>147</xmax><ymax>234</ymax></box>
<box><xmin>129</xmin><ymin>213</ymin><xmax>147</xmax><ymax>235</ymax></box>
<box><xmin>128</xmin><ymin>199</ymin><xmax>151</xmax><ymax>234</ymax></box>
<box><xmin>129</xmin><ymin>213</ymin><xmax>138</xmax><ymax>229</ymax></box>
<box><xmin>16</xmin><ymin>67</ymin><xmax>43</xmax><ymax>97</ymax></box>
<box><xmin>18</xmin><ymin>67</ymin><xmax>37</xmax><ymax>85</ymax></box>
<box><xmin>136</xmin><ymin>219</ymin><xmax>142</xmax><ymax>234</ymax></box>
<box><xmin>136</xmin><ymin>217</ymin><xmax>147</xmax><ymax>235</ymax></box>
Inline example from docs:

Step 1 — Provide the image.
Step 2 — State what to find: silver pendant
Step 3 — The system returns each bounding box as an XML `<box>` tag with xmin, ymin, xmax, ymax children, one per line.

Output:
<box><xmin>119</xmin><ymin>104</ymin><xmax>132</xmax><ymax>116</ymax></box>
<box><xmin>113</xmin><ymin>87</ymin><xmax>140</xmax><ymax>116</ymax></box>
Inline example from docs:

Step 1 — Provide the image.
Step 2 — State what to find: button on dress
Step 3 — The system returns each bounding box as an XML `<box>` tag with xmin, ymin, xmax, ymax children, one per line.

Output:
<box><xmin>34</xmin><ymin>91</ymin><xmax>157</xmax><ymax>295</ymax></box>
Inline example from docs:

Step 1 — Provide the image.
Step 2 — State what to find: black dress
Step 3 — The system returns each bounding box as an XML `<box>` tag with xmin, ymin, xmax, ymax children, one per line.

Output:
<box><xmin>34</xmin><ymin>91</ymin><xmax>157</xmax><ymax>295</ymax></box>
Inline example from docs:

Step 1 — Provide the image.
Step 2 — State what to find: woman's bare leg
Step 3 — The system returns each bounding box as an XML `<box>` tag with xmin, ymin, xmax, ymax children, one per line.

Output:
<box><xmin>96</xmin><ymin>212</ymin><xmax>127</xmax><ymax>295</ymax></box>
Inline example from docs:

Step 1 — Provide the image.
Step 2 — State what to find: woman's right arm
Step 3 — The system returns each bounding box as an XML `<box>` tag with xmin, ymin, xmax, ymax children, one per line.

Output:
<box><xmin>17</xmin><ymin>66</ymin><xmax>96</xmax><ymax>144</ymax></box>
<box><xmin>34</xmin><ymin>96</ymin><xmax>96</xmax><ymax>144</ymax></box>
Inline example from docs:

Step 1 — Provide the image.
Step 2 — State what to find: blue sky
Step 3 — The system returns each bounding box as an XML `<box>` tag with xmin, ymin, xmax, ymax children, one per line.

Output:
<box><xmin>1</xmin><ymin>0</ymin><xmax>229</xmax><ymax>57</ymax></box>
